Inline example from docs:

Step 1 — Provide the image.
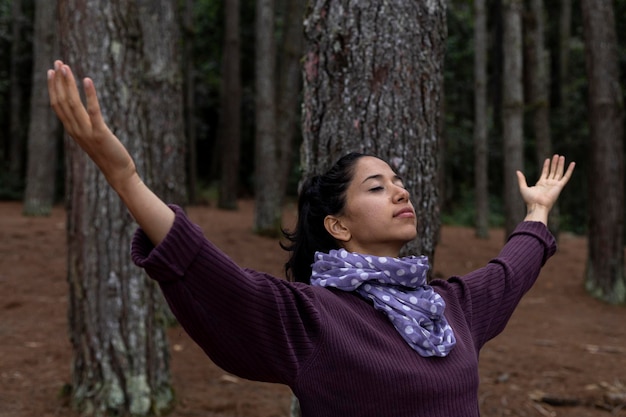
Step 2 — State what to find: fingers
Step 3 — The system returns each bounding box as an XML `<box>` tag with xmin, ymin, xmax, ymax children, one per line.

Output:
<box><xmin>83</xmin><ymin>77</ymin><xmax>106</xmax><ymax>131</ymax></box>
<box><xmin>58</xmin><ymin>62</ymin><xmax>86</xmax><ymax>134</ymax></box>
<box><xmin>48</xmin><ymin>61</ymin><xmax>73</xmax><ymax>125</ymax></box>
<box><xmin>548</xmin><ymin>155</ymin><xmax>563</xmax><ymax>179</ymax></box>
<box><xmin>549</xmin><ymin>155</ymin><xmax>560</xmax><ymax>179</ymax></box>
<box><xmin>542</xmin><ymin>155</ymin><xmax>562</xmax><ymax>180</ymax></box>
<box><xmin>543</xmin><ymin>155</ymin><xmax>574</xmax><ymax>183</ymax></box>
<box><xmin>561</xmin><ymin>161</ymin><xmax>576</xmax><ymax>184</ymax></box>
<box><xmin>540</xmin><ymin>156</ymin><xmax>551</xmax><ymax>180</ymax></box>
<box><xmin>47</xmin><ymin>63</ymin><xmax>69</xmax><ymax>122</ymax></box>
<box><xmin>48</xmin><ymin>60</ymin><xmax>90</xmax><ymax>137</ymax></box>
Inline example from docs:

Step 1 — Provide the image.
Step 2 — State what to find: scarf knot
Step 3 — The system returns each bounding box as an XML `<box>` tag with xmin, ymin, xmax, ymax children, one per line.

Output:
<box><xmin>311</xmin><ymin>249</ymin><xmax>456</xmax><ymax>357</ymax></box>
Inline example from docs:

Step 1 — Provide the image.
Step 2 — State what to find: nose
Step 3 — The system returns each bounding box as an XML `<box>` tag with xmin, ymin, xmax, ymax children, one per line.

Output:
<box><xmin>393</xmin><ymin>184</ymin><xmax>410</xmax><ymax>203</ymax></box>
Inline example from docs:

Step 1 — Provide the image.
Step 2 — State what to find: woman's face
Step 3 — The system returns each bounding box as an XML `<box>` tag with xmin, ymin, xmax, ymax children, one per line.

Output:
<box><xmin>325</xmin><ymin>156</ymin><xmax>417</xmax><ymax>256</ymax></box>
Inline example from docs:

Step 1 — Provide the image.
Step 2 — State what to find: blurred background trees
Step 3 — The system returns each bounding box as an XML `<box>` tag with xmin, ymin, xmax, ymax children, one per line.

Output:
<box><xmin>0</xmin><ymin>0</ymin><xmax>624</xmax><ymax>414</ymax></box>
<box><xmin>0</xmin><ymin>0</ymin><xmax>624</xmax><ymax>293</ymax></box>
<box><xmin>580</xmin><ymin>0</ymin><xmax>624</xmax><ymax>304</ymax></box>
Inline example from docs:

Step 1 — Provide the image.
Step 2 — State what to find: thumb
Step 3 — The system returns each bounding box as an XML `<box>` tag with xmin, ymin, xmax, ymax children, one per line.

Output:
<box><xmin>516</xmin><ymin>170</ymin><xmax>528</xmax><ymax>191</ymax></box>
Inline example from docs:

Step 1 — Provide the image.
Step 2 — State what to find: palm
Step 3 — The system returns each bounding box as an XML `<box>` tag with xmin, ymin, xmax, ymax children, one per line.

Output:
<box><xmin>517</xmin><ymin>155</ymin><xmax>575</xmax><ymax>210</ymax></box>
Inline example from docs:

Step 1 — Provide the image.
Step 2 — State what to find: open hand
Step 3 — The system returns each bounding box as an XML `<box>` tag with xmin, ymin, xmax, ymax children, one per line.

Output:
<box><xmin>516</xmin><ymin>155</ymin><xmax>575</xmax><ymax>221</ymax></box>
<box><xmin>47</xmin><ymin>60</ymin><xmax>136</xmax><ymax>188</ymax></box>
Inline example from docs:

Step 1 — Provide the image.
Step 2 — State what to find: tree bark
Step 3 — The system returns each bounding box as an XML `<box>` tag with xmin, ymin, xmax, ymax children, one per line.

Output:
<box><xmin>490</xmin><ymin>0</ymin><xmax>504</xmax><ymax>136</ymax></box>
<box><xmin>501</xmin><ymin>0</ymin><xmax>525</xmax><ymax>237</ymax></box>
<box><xmin>59</xmin><ymin>0</ymin><xmax>185</xmax><ymax>414</ymax></box>
<box><xmin>558</xmin><ymin>0</ymin><xmax>571</xmax><ymax>106</ymax></box>
<box><xmin>254</xmin><ymin>0</ymin><xmax>280</xmax><ymax>234</ymax></box>
<box><xmin>299</xmin><ymin>8</ymin><xmax>447</xmax><ymax>417</ymax></box>
<box><xmin>275</xmin><ymin>0</ymin><xmax>305</xmax><ymax>201</ymax></box>
<box><xmin>525</xmin><ymin>0</ymin><xmax>552</xmax><ymax>163</ymax></box>
<box><xmin>217</xmin><ymin>0</ymin><xmax>241</xmax><ymax>210</ymax></box>
<box><xmin>525</xmin><ymin>0</ymin><xmax>559</xmax><ymax>237</ymax></box>
<box><xmin>183</xmin><ymin>0</ymin><xmax>198</xmax><ymax>204</ymax></box>
<box><xmin>301</xmin><ymin>0</ymin><xmax>446</xmax><ymax>270</ymax></box>
<box><xmin>23</xmin><ymin>0</ymin><xmax>60</xmax><ymax>216</ymax></box>
<box><xmin>580</xmin><ymin>0</ymin><xmax>625</xmax><ymax>304</ymax></box>
<box><xmin>8</xmin><ymin>0</ymin><xmax>25</xmax><ymax>185</ymax></box>
<box><xmin>474</xmin><ymin>0</ymin><xmax>489</xmax><ymax>239</ymax></box>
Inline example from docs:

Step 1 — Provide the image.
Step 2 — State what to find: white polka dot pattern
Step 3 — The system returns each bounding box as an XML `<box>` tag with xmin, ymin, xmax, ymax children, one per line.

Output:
<box><xmin>311</xmin><ymin>249</ymin><xmax>456</xmax><ymax>357</ymax></box>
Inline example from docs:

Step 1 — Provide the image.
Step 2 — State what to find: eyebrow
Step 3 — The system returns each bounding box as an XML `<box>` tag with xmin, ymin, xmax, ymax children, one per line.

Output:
<box><xmin>361</xmin><ymin>174</ymin><xmax>404</xmax><ymax>184</ymax></box>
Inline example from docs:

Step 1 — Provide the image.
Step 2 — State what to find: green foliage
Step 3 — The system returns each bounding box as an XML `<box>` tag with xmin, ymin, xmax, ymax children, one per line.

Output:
<box><xmin>0</xmin><ymin>171</ymin><xmax>24</xmax><ymax>199</ymax></box>
<box><xmin>0</xmin><ymin>0</ymin><xmax>13</xmax><ymax>165</ymax></box>
<box><xmin>191</xmin><ymin>0</ymin><xmax>225</xmax><ymax>182</ymax></box>
<box><xmin>441</xmin><ymin>186</ymin><xmax>505</xmax><ymax>228</ymax></box>
<box><xmin>194</xmin><ymin>0</ymin><xmax>224</xmax><ymax>94</ymax></box>
<box><xmin>0</xmin><ymin>0</ymin><xmax>622</xmax><ymax>237</ymax></box>
<box><xmin>442</xmin><ymin>0</ymin><xmax>613</xmax><ymax>235</ymax></box>
<box><xmin>194</xmin><ymin>180</ymin><xmax>220</xmax><ymax>206</ymax></box>
<box><xmin>443</xmin><ymin>1</ymin><xmax>507</xmax><ymax>224</ymax></box>
<box><xmin>192</xmin><ymin>0</ymin><xmax>258</xmax><ymax>188</ymax></box>
<box><xmin>0</xmin><ymin>0</ymin><xmax>34</xmax><ymax>199</ymax></box>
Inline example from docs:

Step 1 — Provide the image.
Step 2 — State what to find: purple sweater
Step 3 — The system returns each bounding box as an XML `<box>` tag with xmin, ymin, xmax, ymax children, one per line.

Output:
<box><xmin>132</xmin><ymin>206</ymin><xmax>556</xmax><ymax>417</ymax></box>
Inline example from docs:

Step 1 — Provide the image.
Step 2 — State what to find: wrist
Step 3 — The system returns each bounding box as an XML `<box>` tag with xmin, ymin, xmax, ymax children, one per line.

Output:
<box><xmin>109</xmin><ymin>168</ymin><xmax>141</xmax><ymax>198</ymax></box>
<box><xmin>523</xmin><ymin>204</ymin><xmax>550</xmax><ymax>225</ymax></box>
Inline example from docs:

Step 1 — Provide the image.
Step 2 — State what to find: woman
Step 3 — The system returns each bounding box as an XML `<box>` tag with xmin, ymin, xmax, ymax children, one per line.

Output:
<box><xmin>48</xmin><ymin>60</ymin><xmax>575</xmax><ymax>417</ymax></box>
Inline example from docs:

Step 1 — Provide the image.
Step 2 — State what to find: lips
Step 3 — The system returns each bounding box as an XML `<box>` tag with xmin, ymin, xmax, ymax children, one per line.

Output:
<box><xmin>394</xmin><ymin>207</ymin><xmax>415</xmax><ymax>218</ymax></box>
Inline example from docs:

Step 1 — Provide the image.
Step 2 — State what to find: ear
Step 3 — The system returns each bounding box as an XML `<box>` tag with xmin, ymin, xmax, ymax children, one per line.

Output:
<box><xmin>323</xmin><ymin>215</ymin><xmax>351</xmax><ymax>243</ymax></box>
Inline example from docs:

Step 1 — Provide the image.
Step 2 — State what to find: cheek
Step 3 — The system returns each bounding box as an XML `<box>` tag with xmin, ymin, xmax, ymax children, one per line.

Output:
<box><xmin>347</xmin><ymin>201</ymin><xmax>384</xmax><ymax>223</ymax></box>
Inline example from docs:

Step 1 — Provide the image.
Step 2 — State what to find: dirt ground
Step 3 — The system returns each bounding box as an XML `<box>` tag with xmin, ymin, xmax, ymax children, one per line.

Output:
<box><xmin>1</xmin><ymin>199</ymin><xmax>625</xmax><ymax>417</ymax></box>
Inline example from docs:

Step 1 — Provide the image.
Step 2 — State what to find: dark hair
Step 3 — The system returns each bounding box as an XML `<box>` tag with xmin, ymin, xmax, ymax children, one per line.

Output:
<box><xmin>281</xmin><ymin>152</ymin><xmax>367</xmax><ymax>283</ymax></box>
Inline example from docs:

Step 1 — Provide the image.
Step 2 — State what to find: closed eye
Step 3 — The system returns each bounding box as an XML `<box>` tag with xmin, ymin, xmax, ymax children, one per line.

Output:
<box><xmin>369</xmin><ymin>186</ymin><xmax>384</xmax><ymax>192</ymax></box>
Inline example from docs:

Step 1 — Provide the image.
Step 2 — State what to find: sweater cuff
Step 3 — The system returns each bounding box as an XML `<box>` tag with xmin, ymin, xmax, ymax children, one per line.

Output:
<box><xmin>131</xmin><ymin>205</ymin><xmax>205</xmax><ymax>281</ymax></box>
<box><xmin>509</xmin><ymin>221</ymin><xmax>557</xmax><ymax>265</ymax></box>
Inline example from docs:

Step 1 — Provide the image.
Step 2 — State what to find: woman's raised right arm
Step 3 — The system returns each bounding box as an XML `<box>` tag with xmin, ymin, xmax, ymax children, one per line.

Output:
<box><xmin>48</xmin><ymin>60</ymin><xmax>174</xmax><ymax>245</ymax></box>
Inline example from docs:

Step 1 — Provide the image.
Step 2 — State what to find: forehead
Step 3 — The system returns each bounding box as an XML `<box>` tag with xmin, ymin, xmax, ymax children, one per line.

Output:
<box><xmin>352</xmin><ymin>156</ymin><xmax>395</xmax><ymax>180</ymax></box>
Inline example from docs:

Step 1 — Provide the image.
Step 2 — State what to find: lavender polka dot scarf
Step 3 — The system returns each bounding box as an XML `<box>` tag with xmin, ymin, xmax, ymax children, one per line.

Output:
<box><xmin>311</xmin><ymin>249</ymin><xmax>456</xmax><ymax>357</ymax></box>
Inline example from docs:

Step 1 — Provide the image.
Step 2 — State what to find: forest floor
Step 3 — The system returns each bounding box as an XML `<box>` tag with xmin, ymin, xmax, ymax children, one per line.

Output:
<box><xmin>1</xmin><ymin>199</ymin><xmax>625</xmax><ymax>417</ymax></box>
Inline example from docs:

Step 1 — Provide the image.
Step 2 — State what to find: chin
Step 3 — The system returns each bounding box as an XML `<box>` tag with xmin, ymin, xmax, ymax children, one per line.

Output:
<box><xmin>404</xmin><ymin>229</ymin><xmax>418</xmax><ymax>242</ymax></box>
<box><xmin>398</xmin><ymin>235</ymin><xmax>416</xmax><ymax>246</ymax></box>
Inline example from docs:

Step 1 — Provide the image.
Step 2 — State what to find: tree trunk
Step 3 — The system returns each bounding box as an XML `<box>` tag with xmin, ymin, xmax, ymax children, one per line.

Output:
<box><xmin>525</xmin><ymin>0</ymin><xmax>552</xmax><ymax>163</ymax></box>
<box><xmin>300</xmin><ymin>8</ymin><xmax>447</xmax><ymax>416</ymax></box>
<box><xmin>501</xmin><ymin>0</ymin><xmax>525</xmax><ymax>237</ymax></box>
<box><xmin>254</xmin><ymin>0</ymin><xmax>280</xmax><ymax>235</ymax></box>
<box><xmin>525</xmin><ymin>0</ymin><xmax>559</xmax><ymax>237</ymax></box>
<box><xmin>8</xmin><ymin>0</ymin><xmax>25</xmax><ymax>186</ymax></box>
<box><xmin>23</xmin><ymin>0</ymin><xmax>60</xmax><ymax>216</ymax></box>
<box><xmin>301</xmin><ymin>0</ymin><xmax>446</xmax><ymax>269</ymax></box>
<box><xmin>474</xmin><ymin>0</ymin><xmax>489</xmax><ymax>239</ymax></box>
<box><xmin>558</xmin><ymin>0</ymin><xmax>571</xmax><ymax>106</ymax></box>
<box><xmin>581</xmin><ymin>0</ymin><xmax>625</xmax><ymax>304</ymax></box>
<box><xmin>555</xmin><ymin>0</ymin><xmax>572</xmax><ymax>146</ymax></box>
<box><xmin>275</xmin><ymin>0</ymin><xmax>305</xmax><ymax>200</ymax></box>
<box><xmin>183</xmin><ymin>0</ymin><xmax>198</xmax><ymax>204</ymax></box>
<box><xmin>59</xmin><ymin>0</ymin><xmax>185</xmax><ymax>414</ymax></box>
<box><xmin>138</xmin><ymin>2</ymin><xmax>187</xmax><ymax>204</ymax></box>
<box><xmin>217</xmin><ymin>0</ymin><xmax>241</xmax><ymax>210</ymax></box>
<box><xmin>490</xmin><ymin>0</ymin><xmax>504</xmax><ymax>136</ymax></box>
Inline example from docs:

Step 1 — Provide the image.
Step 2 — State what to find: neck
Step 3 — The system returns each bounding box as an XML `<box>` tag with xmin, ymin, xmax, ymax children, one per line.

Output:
<box><xmin>341</xmin><ymin>243</ymin><xmax>404</xmax><ymax>258</ymax></box>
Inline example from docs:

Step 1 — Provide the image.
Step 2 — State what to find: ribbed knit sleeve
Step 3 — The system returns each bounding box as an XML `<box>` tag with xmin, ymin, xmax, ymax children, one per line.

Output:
<box><xmin>444</xmin><ymin>221</ymin><xmax>556</xmax><ymax>349</ymax></box>
<box><xmin>129</xmin><ymin>210</ymin><xmax>557</xmax><ymax>417</ymax></box>
<box><xmin>131</xmin><ymin>205</ymin><xmax>321</xmax><ymax>385</ymax></box>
